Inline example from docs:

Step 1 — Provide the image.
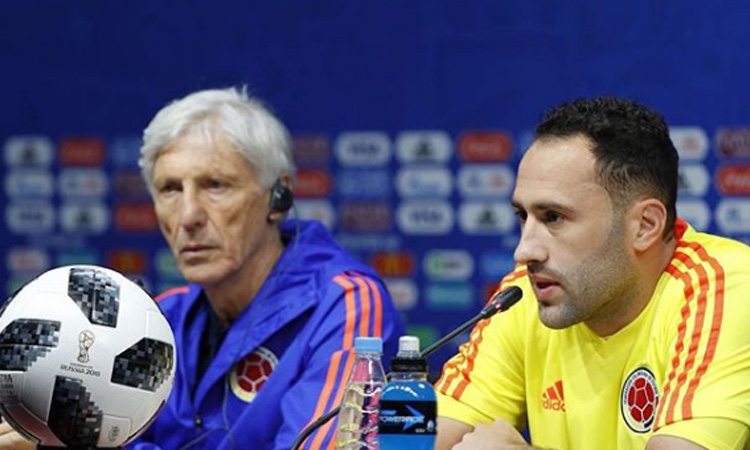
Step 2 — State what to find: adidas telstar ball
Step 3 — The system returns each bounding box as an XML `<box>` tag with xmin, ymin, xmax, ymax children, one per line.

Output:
<box><xmin>0</xmin><ymin>265</ymin><xmax>176</xmax><ymax>448</ymax></box>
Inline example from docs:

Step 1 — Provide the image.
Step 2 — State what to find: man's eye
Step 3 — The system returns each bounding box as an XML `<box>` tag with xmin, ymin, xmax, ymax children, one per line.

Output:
<box><xmin>158</xmin><ymin>183</ymin><xmax>179</xmax><ymax>194</ymax></box>
<box><xmin>207</xmin><ymin>180</ymin><xmax>226</xmax><ymax>190</ymax></box>
<box><xmin>544</xmin><ymin>211</ymin><xmax>562</xmax><ymax>223</ymax></box>
<box><xmin>514</xmin><ymin>209</ymin><xmax>527</xmax><ymax>223</ymax></box>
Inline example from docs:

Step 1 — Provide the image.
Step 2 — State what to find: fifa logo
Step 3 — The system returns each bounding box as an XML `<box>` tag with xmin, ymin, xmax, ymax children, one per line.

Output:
<box><xmin>78</xmin><ymin>330</ymin><xmax>95</xmax><ymax>363</ymax></box>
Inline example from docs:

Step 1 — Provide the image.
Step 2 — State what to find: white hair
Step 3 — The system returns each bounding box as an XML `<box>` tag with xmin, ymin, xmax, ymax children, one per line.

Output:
<box><xmin>139</xmin><ymin>87</ymin><xmax>295</xmax><ymax>193</ymax></box>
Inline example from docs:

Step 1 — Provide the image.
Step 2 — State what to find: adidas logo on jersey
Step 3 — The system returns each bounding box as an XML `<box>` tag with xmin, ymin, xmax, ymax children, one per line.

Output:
<box><xmin>542</xmin><ymin>380</ymin><xmax>565</xmax><ymax>412</ymax></box>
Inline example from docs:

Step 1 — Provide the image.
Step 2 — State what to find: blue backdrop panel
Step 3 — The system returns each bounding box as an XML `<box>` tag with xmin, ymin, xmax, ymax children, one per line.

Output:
<box><xmin>3</xmin><ymin>0</ymin><xmax>750</xmax><ymax>370</ymax></box>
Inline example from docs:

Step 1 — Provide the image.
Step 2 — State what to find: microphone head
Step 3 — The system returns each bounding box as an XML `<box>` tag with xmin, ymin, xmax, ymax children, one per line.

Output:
<box><xmin>480</xmin><ymin>286</ymin><xmax>523</xmax><ymax>319</ymax></box>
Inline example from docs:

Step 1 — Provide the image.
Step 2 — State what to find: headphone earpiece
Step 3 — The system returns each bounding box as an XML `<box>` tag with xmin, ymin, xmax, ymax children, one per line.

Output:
<box><xmin>269</xmin><ymin>179</ymin><xmax>294</xmax><ymax>214</ymax></box>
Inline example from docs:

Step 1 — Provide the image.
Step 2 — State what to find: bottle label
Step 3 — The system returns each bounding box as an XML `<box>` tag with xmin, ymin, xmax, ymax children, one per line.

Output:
<box><xmin>378</xmin><ymin>400</ymin><xmax>437</xmax><ymax>435</ymax></box>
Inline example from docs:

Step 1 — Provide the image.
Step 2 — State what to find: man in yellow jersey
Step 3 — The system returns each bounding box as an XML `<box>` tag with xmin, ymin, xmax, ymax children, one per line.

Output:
<box><xmin>435</xmin><ymin>97</ymin><xmax>750</xmax><ymax>450</ymax></box>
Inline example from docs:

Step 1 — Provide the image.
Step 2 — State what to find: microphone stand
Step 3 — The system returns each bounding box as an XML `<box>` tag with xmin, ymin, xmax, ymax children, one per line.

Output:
<box><xmin>288</xmin><ymin>286</ymin><xmax>522</xmax><ymax>450</ymax></box>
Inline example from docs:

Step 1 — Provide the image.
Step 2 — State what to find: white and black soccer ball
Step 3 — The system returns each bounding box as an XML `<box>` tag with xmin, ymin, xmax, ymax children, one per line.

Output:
<box><xmin>0</xmin><ymin>265</ymin><xmax>176</xmax><ymax>448</ymax></box>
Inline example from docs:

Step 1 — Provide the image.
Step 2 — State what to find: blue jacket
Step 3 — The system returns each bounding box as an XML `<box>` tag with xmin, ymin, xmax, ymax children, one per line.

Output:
<box><xmin>127</xmin><ymin>220</ymin><xmax>404</xmax><ymax>450</ymax></box>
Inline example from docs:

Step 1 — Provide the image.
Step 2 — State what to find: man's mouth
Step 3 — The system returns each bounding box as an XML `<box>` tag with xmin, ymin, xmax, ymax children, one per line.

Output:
<box><xmin>181</xmin><ymin>244</ymin><xmax>212</xmax><ymax>254</ymax></box>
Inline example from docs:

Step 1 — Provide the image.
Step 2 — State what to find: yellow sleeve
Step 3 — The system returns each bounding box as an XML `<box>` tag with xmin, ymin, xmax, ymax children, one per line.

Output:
<box><xmin>434</xmin><ymin>272</ymin><xmax>531</xmax><ymax>430</ymax></box>
<box><xmin>653</xmin><ymin>418</ymin><xmax>749</xmax><ymax>450</ymax></box>
<box><xmin>654</xmin><ymin>235</ymin><xmax>750</xmax><ymax>442</ymax></box>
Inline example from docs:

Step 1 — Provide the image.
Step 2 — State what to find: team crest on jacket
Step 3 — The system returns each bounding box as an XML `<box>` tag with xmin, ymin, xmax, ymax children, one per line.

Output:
<box><xmin>621</xmin><ymin>367</ymin><xmax>659</xmax><ymax>433</ymax></box>
<box><xmin>229</xmin><ymin>346</ymin><xmax>279</xmax><ymax>402</ymax></box>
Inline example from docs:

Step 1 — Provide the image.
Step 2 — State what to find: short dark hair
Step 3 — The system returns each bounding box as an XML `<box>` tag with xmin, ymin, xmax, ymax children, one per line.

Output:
<box><xmin>534</xmin><ymin>96</ymin><xmax>679</xmax><ymax>238</ymax></box>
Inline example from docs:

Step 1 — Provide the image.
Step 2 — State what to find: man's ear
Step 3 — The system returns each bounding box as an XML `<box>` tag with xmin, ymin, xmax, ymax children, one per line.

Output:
<box><xmin>630</xmin><ymin>198</ymin><xmax>668</xmax><ymax>252</ymax></box>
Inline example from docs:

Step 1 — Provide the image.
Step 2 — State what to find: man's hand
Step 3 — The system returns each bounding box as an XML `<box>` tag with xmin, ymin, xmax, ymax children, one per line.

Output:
<box><xmin>0</xmin><ymin>422</ymin><xmax>34</xmax><ymax>450</ymax></box>
<box><xmin>453</xmin><ymin>418</ymin><xmax>535</xmax><ymax>450</ymax></box>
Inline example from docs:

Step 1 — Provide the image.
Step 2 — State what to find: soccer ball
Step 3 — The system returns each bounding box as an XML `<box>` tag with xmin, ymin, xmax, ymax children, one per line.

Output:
<box><xmin>0</xmin><ymin>265</ymin><xmax>176</xmax><ymax>448</ymax></box>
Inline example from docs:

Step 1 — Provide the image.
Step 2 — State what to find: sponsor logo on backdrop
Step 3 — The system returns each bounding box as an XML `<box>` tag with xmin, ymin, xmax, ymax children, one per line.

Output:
<box><xmin>397</xmin><ymin>201</ymin><xmax>454</xmax><ymax>235</ymax></box>
<box><xmin>425</xmin><ymin>283</ymin><xmax>474</xmax><ymax>309</ymax></box>
<box><xmin>107</xmin><ymin>250</ymin><xmax>148</xmax><ymax>274</ymax></box>
<box><xmin>459</xmin><ymin>202</ymin><xmax>515</xmax><ymax>234</ymax></box>
<box><xmin>396</xmin><ymin>131</ymin><xmax>452</xmax><ymax>164</ymax></box>
<box><xmin>457</xmin><ymin>164</ymin><xmax>514</xmax><ymax>197</ymax></box>
<box><xmin>340</xmin><ymin>201</ymin><xmax>391</xmax><ymax>232</ymax></box>
<box><xmin>677</xmin><ymin>164</ymin><xmax>709</xmax><ymax>197</ymax></box>
<box><xmin>294</xmin><ymin>169</ymin><xmax>332</xmax><ymax>197</ymax></box>
<box><xmin>58</xmin><ymin>168</ymin><xmax>109</xmax><ymax>198</ymax></box>
<box><xmin>335</xmin><ymin>132</ymin><xmax>391</xmax><ymax>166</ymax></box>
<box><xmin>715</xmin><ymin>165</ymin><xmax>750</xmax><ymax>195</ymax></box>
<box><xmin>294</xmin><ymin>199</ymin><xmax>335</xmax><ymax>229</ymax></box>
<box><xmin>716</xmin><ymin>199</ymin><xmax>750</xmax><ymax>233</ymax></box>
<box><xmin>335</xmin><ymin>233</ymin><xmax>402</xmax><ymax>253</ymax></box>
<box><xmin>371</xmin><ymin>251</ymin><xmax>415</xmax><ymax>277</ymax></box>
<box><xmin>3</xmin><ymin>136</ymin><xmax>54</xmax><ymax>166</ymax></box>
<box><xmin>60</xmin><ymin>203</ymin><xmax>110</xmax><ymax>234</ymax></box>
<box><xmin>458</xmin><ymin>131</ymin><xmax>512</xmax><ymax>162</ymax></box>
<box><xmin>395</xmin><ymin>167</ymin><xmax>452</xmax><ymax>197</ymax></box>
<box><xmin>155</xmin><ymin>248</ymin><xmax>182</xmax><ymax>279</ymax></box>
<box><xmin>6</xmin><ymin>248</ymin><xmax>50</xmax><ymax>274</ymax></box>
<box><xmin>423</xmin><ymin>250</ymin><xmax>474</xmax><ymax>280</ymax></box>
<box><xmin>383</xmin><ymin>278</ymin><xmax>418</xmax><ymax>310</ymax></box>
<box><xmin>337</xmin><ymin>169</ymin><xmax>391</xmax><ymax>198</ymax></box>
<box><xmin>716</xmin><ymin>128</ymin><xmax>750</xmax><ymax>158</ymax></box>
<box><xmin>114</xmin><ymin>203</ymin><xmax>158</xmax><ymax>232</ymax></box>
<box><xmin>57</xmin><ymin>250</ymin><xmax>99</xmax><ymax>267</ymax></box>
<box><xmin>110</xmin><ymin>136</ymin><xmax>142</xmax><ymax>167</ymax></box>
<box><xmin>6</xmin><ymin>202</ymin><xmax>55</xmax><ymax>234</ymax></box>
<box><xmin>59</xmin><ymin>137</ymin><xmax>105</xmax><ymax>166</ymax></box>
<box><xmin>481</xmin><ymin>251</ymin><xmax>517</xmax><ymax>278</ymax></box>
<box><xmin>113</xmin><ymin>170</ymin><xmax>150</xmax><ymax>200</ymax></box>
<box><xmin>676</xmin><ymin>200</ymin><xmax>711</xmax><ymax>232</ymax></box>
<box><xmin>293</xmin><ymin>134</ymin><xmax>330</xmax><ymax>166</ymax></box>
<box><xmin>669</xmin><ymin>127</ymin><xmax>708</xmax><ymax>161</ymax></box>
<box><xmin>4</xmin><ymin>170</ymin><xmax>54</xmax><ymax>198</ymax></box>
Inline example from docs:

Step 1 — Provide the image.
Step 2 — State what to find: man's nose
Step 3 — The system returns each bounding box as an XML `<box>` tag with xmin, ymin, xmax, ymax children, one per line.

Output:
<box><xmin>513</xmin><ymin>220</ymin><xmax>547</xmax><ymax>265</ymax></box>
<box><xmin>178</xmin><ymin>190</ymin><xmax>207</xmax><ymax>230</ymax></box>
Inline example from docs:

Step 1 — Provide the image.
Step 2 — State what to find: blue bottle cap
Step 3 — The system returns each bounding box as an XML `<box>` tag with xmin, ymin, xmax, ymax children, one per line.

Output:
<box><xmin>354</xmin><ymin>336</ymin><xmax>383</xmax><ymax>353</ymax></box>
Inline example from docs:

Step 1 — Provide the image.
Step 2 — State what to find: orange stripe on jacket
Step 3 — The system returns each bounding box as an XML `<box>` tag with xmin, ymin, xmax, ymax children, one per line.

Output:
<box><xmin>323</xmin><ymin>351</ymin><xmax>357</xmax><ymax>450</ymax></box>
<box><xmin>363</xmin><ymin>277</ymin><xmax>384</xmax><ymax>337</ymax></box>
<box><xmin>304</xmin><ymin>275</ymin><xmax>359</xmax><ymax>449</ymax></box>
<box><xmin>351</xmin><ymin>276</ymin><xmax>372</xmax><ymax>337</ymax></box>
<box><xmin>334</xmin><ymin>275</ymin><xmax>358</xmax><ymax>349</ymax></box>
<box><xmin>302</xmin><ymin>351</ymin><xmax>344</xmax><ymax>450</ymax></box>
<box><xmin>154</xmin><ymin>286</ymin><xmax>189</xmax><ymax>302</ymax></box>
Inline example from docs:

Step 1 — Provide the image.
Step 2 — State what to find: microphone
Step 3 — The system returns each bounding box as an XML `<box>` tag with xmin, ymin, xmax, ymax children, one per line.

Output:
<box><xmin>421</xmin><ymin>285</ymin><xmax>522</xmax><ymax>358</ymax></box>
<box><xmin>289</xmin><ymin>286</ymin><xmax>523</xmax><ymax>450</ymax></box>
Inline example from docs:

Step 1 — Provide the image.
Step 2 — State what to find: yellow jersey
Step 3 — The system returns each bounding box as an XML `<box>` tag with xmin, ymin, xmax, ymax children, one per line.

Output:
<box><xmin>436</xmin><ymin>220</ymin><xmax>750</xmax><ymax>449</ymax></box>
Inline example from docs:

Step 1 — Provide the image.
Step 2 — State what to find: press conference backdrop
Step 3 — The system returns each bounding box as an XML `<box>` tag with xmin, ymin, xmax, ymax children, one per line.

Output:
<box><xmin>3</xmin><ymin>1</ymin><xmax>750</xmax><ymax>370</ymax></box>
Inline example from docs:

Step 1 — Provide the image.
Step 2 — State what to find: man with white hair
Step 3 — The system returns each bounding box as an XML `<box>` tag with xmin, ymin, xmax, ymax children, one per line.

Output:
<box><xmin>131</xmin><ymin>87</ymin><xmax>403</xmax><ymax>450</ymax></box>
<box><xmin>0</xmin><ymin>87</ymin><xmax>404</xmax><ymax>450</ymax></box>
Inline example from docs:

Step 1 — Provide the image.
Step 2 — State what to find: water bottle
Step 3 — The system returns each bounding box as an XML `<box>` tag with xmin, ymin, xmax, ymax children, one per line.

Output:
<box><xmin>335</xmin><ymin>336</ymin><xmax>387</xmax><ymax>450</ymax></box>
<box><xmin>378</xmin><ymin>336</ymin><xmax>437</xmax><ymax>450</ymax></box>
